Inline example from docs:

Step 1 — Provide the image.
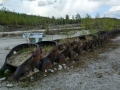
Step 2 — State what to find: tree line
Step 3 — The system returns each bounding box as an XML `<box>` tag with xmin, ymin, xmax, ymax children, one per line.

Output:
<box><xmin>0</xmin><ymin>7</ymin><xmax>120</xmax><ymax>31</ymax></box>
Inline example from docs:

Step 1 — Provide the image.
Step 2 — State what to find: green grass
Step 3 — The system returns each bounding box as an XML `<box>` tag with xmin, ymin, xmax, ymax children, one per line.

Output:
<box><xmin>40</xmin><ymin>45</ymin><xmax>53</xmax><ymax>51</ymax></box>
<box><xmin>0</xmin><ymin>69</ymin><xmax>4</xmax><ymax>78</ymax></box>
<box><xmin>4</xmin><ymin>69</ymin><xmax>12</xmax><ymax>76</ymax></box>
<box><xmin>17</xmin><ymin>46</ymin><xmax>35</xmax><ymax>55</ymax></box>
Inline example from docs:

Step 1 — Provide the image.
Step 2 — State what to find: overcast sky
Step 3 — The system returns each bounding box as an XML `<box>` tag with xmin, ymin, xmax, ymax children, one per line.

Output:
<box><xmin>0</xmin><ymin>0</ymin><xmax>120</xmax><ymax>18</ymax></box>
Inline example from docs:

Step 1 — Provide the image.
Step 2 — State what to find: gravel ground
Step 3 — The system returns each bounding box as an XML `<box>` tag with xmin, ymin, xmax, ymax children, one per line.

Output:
<box><xmin>0</xmin><ymin>36</ymin><xmax>120</xmax><ymax>90</ymax></box>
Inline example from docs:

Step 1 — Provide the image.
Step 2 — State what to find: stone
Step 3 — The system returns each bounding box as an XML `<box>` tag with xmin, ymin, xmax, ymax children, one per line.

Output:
<box><xmin>67</xmin><ymin>57</ymin><xmax>69</xmax><ymax>60</ymax></box>
<box><xmin>73</xmin><ymin>61</ymin><xmax>75</xmax><ymax>63</ymax></box>
<box><xmin>97</xmin><ymin>74</ymin><xmax>103</xmax><ymax>78</ymax></box>
<box><xmin>13</xmin><ymin>51</ymin><xmax>17</xmax><ymax>54</ymax></box>
<box><xmin>30</xmin><ymin>76</ymin><xmax>34</xmax><ymax>81</ymax></box>
<box><xmin>44</xmin><ymin>74</ymin><xmax>47</xmax><ymax>77</ymax></box>
<box><xmin>48</xmin><ymin>69</ymin><xmax>54</xmax><ymax>73</ymax></box>
<box><xmin>62</xmin><ymin>64</ymin><xmax>67</xmax><ymax>69</ymax></box>
<box><xmin>62</xmin><ymin>64</ymin><xmax>66</xmax><ymax>66</ymax></box>
<box><xmin>45</xmin><ymin>69</ymin><xmax>47</xmax><ymax>72</ymax></box>
<box><xmin>54</xmin><ymin>68</ymin><xmax>57</xmax><ymax>71</ymax></box>
<box><xmin>58</xmin><ymin>65</ymin><xmax>63</xmax><ymax>70</ymax></box>
<box><xmin>34</xmin><ymin>68</ymin><xmax>39</xmax><ymax>73</ymax></box>
<box><xmin>50</xmin><ymin>70</ymin><xmax>54</xmax><ymax>73</ymax></box>
<box><xmin>0</xmin><ymin>77</ymin><xmax>6</xmax><ymax>81</ymax></box>
<box><xmin>71</xmin><ymin>66</ymin><xmax>73</xmax><ymax>68</ymax></box>
<box><xmin>54</xmin><ymin>62</ymin><xmax>57</xmax><ymax>65</ymax></box>
<box><xmin>6</xmin><ymin>84</ymin><xmax>14</xmax><ymax>88</ymax></box>
<box><xmin>64</xmin><ymin>65</ymin><xmax>67</xmax><ymax>69</ymax></box>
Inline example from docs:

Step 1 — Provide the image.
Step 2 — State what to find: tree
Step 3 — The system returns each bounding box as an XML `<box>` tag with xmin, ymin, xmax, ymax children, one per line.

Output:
<box><xmin>75</xmin><ymin>13</ymin><xmax>81</xmax><ymax>23</ymax></box>
<box><xmin>52</xmin><ymin>16</ymin><xmax>55</xmax><ymax>25</ymax></box>
<box><xmin>65</xmin><ymin>14</ymin><xmax>69</xmax><ymax>24</ymax></box>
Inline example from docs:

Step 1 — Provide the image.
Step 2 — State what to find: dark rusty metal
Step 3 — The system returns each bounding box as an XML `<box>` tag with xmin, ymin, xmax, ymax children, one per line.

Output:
<box><xmin>55</xmin><ymin>52</ymin><xmax>66</xmax><ymax>63</ymax></box>
<box><xmin>14</xmin><ymin>44</ymin><xmax>41</xmax><ymax>80</ymax></box>
<box><xmin>37</xmin><ymin>41</ymin><xmax>58</xmax><ymax>71</ymax></box>
<box><xmin>1</xmin><ymin>43</ymin><xmax>41</xmax><ymax>80</ymax></box>
<box><xmin>57</xmin><ymin>41</ymin><xmax>78</xmax><ymax>62</ymax></box>
<box><xmin>1</xmin><ymin>29</ymin><xmax>120</xmax><ymax>80</ymax></box>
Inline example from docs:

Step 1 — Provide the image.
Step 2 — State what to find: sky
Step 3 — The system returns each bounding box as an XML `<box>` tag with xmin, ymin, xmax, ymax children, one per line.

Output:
<box><xmin>0</xmin><ymin>0</ymin><xmax>120</xmax><ymax>18</ymax></box>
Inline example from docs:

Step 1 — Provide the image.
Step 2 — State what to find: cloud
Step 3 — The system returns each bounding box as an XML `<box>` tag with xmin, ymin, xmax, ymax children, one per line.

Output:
<box><xmin>38</xmin><ymin>1</ymin><xmax>47</xmax><ymax>6</ymax></box>
<box><xmin>0</xmin><ymin>0</ymin><xmax>6</xmax><ymax>4</ymax></box>
<box><xmin>109</xmin><ymin>5</ymin><xmax>120</xmax><ymax>11</ymax></box>
<box><xmin>1</xmin><ymin>0</ymin><xmax>120</xmax><ymax>18</ymax></box>
<box><xmin>20</xmin><ymin>0</ymin><xmax>101</xmax><ymax>18</ymax></box>
<box><xmin>101</xmin><ymin>5</ymin><xmax>120</xmax><ymax>18</ymax></box>
<box><xmin>38</xmin><ymin>0</ymin><xmax>56</xmax><ymax>6</ymax></box>
<box><xmin>21</xmin><ymin>0</ymin><xmax>36</xmax><ymax>1</ymax></box>
<box><xmin>28</xmin><ymin>0</ymin><xmax>35</xmax><ymax>1</ymax></box>
<box><xmin>102</xmin><ymin>10</ymin><xmax>120</xmax><ymax>18</ymax></box>
<box><xmin>0</xmin><ymin>4</ymin><xmax>3</xmax><ymax>6</ymax></box>
<box><xmin>54</xmin><ymin>0</ymin><xmax>57</xmax><ymax>3</ymax></box>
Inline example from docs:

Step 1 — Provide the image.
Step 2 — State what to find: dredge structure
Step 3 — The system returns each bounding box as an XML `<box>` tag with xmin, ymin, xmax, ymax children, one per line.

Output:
<box><xmin>1</xmin><ymin>29</ymin><xmax>120</xmax><ymax>80</ymax></box>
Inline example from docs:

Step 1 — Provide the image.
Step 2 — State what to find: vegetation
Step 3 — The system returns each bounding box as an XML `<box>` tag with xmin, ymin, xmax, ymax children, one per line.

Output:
<box><xmin>0</xmin><ymin>69</ymin><xmax>4</xmax><ymax>78</ymax></box>
<box><xmin>0</xmin><ymin>7</ymin><xmax>120</xmax><ymax>32</ymax></box>
<box><xmin>17</xmin><ymin>46</ymin><xmax>35</xmax><ymax>55</ymax></box>
<box><xmin>40</xmin><ymin>45</ymin><xmax>54</xmax><ymax>56</ymax></box>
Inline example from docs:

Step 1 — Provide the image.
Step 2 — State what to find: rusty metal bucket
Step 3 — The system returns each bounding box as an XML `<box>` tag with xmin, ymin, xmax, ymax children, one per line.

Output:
<box><xmin>37</xmin><ymin>41</ymin><xmax>58</xmax><ymax>71</ymax></box>
<box><xmin>1</xmin><ymin>43</ymin><xmax>41</xmax><ymax>80</ymax></box>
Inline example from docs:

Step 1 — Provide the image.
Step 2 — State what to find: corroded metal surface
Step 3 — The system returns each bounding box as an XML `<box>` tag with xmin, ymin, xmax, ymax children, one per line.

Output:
<box><xmin>1</xmin><ymin>29</ymin><xmax>120</xmax><ymax>80</ymax></box>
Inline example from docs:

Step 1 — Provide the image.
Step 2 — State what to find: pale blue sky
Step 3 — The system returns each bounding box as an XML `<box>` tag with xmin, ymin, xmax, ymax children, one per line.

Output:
<box><xmin>0</xmin><ymin>0</ymin><xmax>120</xmax><ymax>18</ymax></box>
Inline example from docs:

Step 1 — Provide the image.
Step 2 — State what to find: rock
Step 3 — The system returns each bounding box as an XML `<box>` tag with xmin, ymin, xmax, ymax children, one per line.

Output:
<box><xmin>58</xmin><ymin>65</ymin><xmax>63</xmax><ymax>70</ymax></box>
<box><xmin>95</xmin><ymin>73</ymin><xmax>103</xmax><ymax>78</ymax></box>
<box><xmin>62</xmin><ymin>64</ymin><xmax>67</xmax><ymax>69</ymax></box>
<box><xmin>71</xmin><ymin>66</ymin><xmax>73</xmax><ymax>68</ymax></box>
<box><xmin>62</xmin><ymin>64</ymin><xmax>66</xmax><ymax>66</ymax></box>
<box><xmin>63</xmin><ymin>65</ymin><xmax>67</xmax><ymax>69</ymax></box>
<box><xmin>45</xmin><ymin>69</ymin><xmax>47</xmax><ymax>72</ymax></box>
<box><xmin>59</xmin><ymin>65</ymin><xmax>62</xmax><ymax>68</ymax></box>
<box><xmin>54</xmin><ymin>68</ymin><xmax>57</xmax><ymax>71</ymax></box>
<box><xmin>30</xmin><ymin>76</ymin><xmax>34</xmax><ymax>81</ymax></box>
<box><xmin>86</xmin><ymin>74</ymin><xmax>89</xmax><ymax>77</ymax></box>
<box><xmin>0</xmin><ymin>77</ymin><xmax>6</xmax><ymax>81</ymax></box>
<box><xmin>54</xmin><ymin>62</ymin><xmax>57</xmax><ymax>65</ymax></box>
<box><xmin>48</xmin><ymin>69</ymin><xmax>54</xmax><ymax>73</ymax></box>
<box><xmin>13</xmin><ymin>51</ymin><xmax>17</xmax><ymax>54</ymax></box>
<box><xmin>6</xmin><ymin>84</ymin><xmax>14</xmax><ymax>88</ymax></box>
<box><xmin>73</xmin><ymin>61</ymin><xmax>75</xmax><ymax>63</ymax></box>
<box><xmin>44</xmin><ymin>74</ymin><xmax>47</xmax><ymax>77</ymax></box>
<box><xmin>50</xmin><ymin>70</ymin><xmax>54</xmax><ymax>73</ymax></box>
<box><xmin>67</xmin><ymin>57</ymin><xmax>69</xmax><ymax>60</ymax></box>
<box><xmin>34</xmin><ymin>68</ymin><xmax>39</xmax><ymax>73</ymax></box>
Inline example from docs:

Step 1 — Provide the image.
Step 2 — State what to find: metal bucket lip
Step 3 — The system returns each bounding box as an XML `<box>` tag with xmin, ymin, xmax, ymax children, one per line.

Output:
<box><xmin>37</xmin><ymin>41</ymin><xmax>58</xmax><ymax>45</ymax></box>
<box><xmin>37</xmin><ymin>41</ymin><xmax>58</xmax><ymax>58</ymax></box>
<box><xmin>37</xmin><ymin>41</ymin><xmax>58</xmax><ymax>49</ymax></box>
